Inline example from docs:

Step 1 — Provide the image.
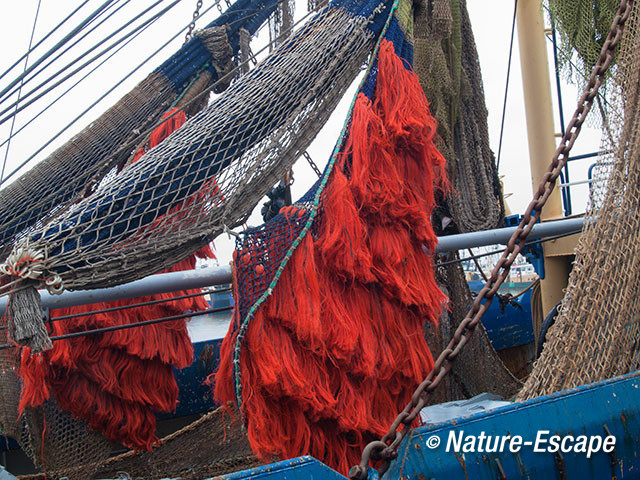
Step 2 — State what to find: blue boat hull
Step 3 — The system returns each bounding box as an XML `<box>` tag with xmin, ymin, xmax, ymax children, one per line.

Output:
<box><xmin>221</xmin><ymin>370</ymin><xmax>640</xmax><ymax>479</ymax></box>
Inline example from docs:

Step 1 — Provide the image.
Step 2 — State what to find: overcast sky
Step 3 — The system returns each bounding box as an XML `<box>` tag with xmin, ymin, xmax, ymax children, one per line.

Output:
<box><xmin>0</xmin><ymin>0</ymin><xmax>602</xmax><ymax>264</ymax></box>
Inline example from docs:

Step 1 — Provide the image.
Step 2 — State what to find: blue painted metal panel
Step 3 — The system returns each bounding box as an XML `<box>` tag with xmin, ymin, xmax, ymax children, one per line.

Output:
<box><xmin>468</xmin><ymin>280</ymin><xmax>534</xmax><ymax>350</ymax></box>
<box><xmin>380</xmin><ymin>370</ymin><xmax>640</xmax><ymax>479</ymax></box>
<box><xmin>209</xmin><ymin>456</ymin><xmax>347</xmax><ymax>479</ymax></box>
<box><xmin>162</xmin><ymin>290</ymin><xmax>233</xmax><ymax>418</ymax></box>
<box><xmin>161</xmin><ymin>338</ymin><xmax>221</xmax><ymax>418</ymax></box>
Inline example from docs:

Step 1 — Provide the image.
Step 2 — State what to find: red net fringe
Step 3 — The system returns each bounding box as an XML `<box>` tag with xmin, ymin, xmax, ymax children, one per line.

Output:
<box><xmin>214</xmin><ymin>40</ymin><xmax>448</xmax><ymax>474</ymax></box>
<box><xmin>18</xmin><ymin>108</ymin><xmax>215</xmax><ymax>451</ymax></box>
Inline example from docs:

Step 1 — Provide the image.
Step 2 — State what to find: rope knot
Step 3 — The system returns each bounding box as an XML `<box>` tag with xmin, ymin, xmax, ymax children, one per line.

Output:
<box><xmin>0</xmin><ymin>243</ymin><xmax>64</xmax><ymax>295</ymax></box>
<box><xmin>0</xmin><ymin>243</ymin><xmax>45</xmax><ymax>280</ymax></box>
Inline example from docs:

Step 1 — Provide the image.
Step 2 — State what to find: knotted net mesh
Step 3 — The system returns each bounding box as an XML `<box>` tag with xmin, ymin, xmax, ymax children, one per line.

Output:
<box><xmin>519</xmin><ymin>0</ymin><xmax>640</xmax><ymax>400</ymax></box>
<box><xmin>17</xmin><ymin>407</ymin><xmax>258</xmax><ymax>480</ymax></box>
<box><xmin>0</xmin><ymin>315</ymin><xmax>21</xmax><ymax>442</ymax></box>
<box><xmin>547</xmin><ymin>0</ymin><xmax>621</xmax><ymax>126</ymax></box>
<box><xmin>432</xmin><ymin>252</ymin><xmax>521</xmax><ymax>403</ymax></box>
<box><xmin>413</xmin><ymin>0</ymin><xmax>504</xmax><ymax>234</ymax></box>
<box><xmin>0</xmin><ymin>1</ymin><xmax>387</xmax><ymax>477</ymax></box>
<box><xmin>0</xmin><ymin>20</ymin><xmax>241</xmax><ymax>263</ymax></box>
<box><xmin>0</xmin><ymin>1</ymin><xmax>379</xmax><ymax>294</ymax></box>
<box><xmin>0</xmin><ymin>0</ymin><xmax>288</xmax><ymax>264</ymax></box>
<box><xmin>413</xmin><ymin>0</ymin><xmax>517</xmax><ymax>398</ymax></box>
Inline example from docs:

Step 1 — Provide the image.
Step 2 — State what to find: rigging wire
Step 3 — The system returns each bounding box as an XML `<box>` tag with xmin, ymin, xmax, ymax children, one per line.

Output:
<box><xmin>0</xmin><ymin>0</ymin><xmax>223</xmax><ymax>155</ymax></box>
<box><xmin>0</xmin><ymin>1</ymin><xmax>310</xmax><ymax>188</ymax></box>
<box><xmin>0</xmin><ymin>0</ymin><xmax>223</xmax><ymax>188</ymax></box>
<box><xmin>0</xmin><ymin>0</ymin><xmax>91</xmax><ymax>83</ymax></box>
<box><xmin>0</xmin><ymin>0</ymin><xmax>178</xmax><ymax>125</ymax></box>
<box><xmin>1</xmin><ymin>0</ymin><xmax>43</xmax><ymax>183</ymax></box>
<box><xmin>0</xmin><ymin>305</ymin><xmax>233</xmax><ymax>350</ymax></box>
<box><xmin>0</xmin><ymin>0</ymin><xmax>118</xmax><ymax>102</ymax></box>
<box><xmin>496</xmin><ymin>0</ymin><xmax>517</xmax><ymax>172</ymax></box>
<box><xmin>0</xmin><ymin>287</ymin><xmax>232</xmax><ymax>331</ymax></box>
<box><xmin>0</xmin><ymin>0</ymin><xmax>132</xmax><ymax>107</ymax></box>
<box><xmin>0</xmin><ymin>6</ymin><xmax>155</xmax><ymax>155</ymax></box>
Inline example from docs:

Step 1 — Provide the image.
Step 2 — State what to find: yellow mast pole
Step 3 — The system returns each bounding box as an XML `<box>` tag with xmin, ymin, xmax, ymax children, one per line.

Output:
<box><xmin>516</xmin><ymin>0</ymin><xmax>570</xmax><ymax>317</ymax></box>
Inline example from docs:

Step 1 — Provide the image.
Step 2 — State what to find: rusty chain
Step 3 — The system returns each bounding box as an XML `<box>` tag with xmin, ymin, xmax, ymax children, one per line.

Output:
<box><xmin>184</xmin><ymin>0</ymin><xmax>204</xmax><ymax>45</ymax></box>
<box><xmin>349</xmin><ymin>1</ymin><xmax>633</xmax><ymax>478</ymax></box>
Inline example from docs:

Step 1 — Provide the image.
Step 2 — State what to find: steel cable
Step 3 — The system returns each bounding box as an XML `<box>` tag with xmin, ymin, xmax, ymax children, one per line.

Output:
<box><xmin>0</xmin><ymin>0</ymin><xmax>91</xmax><ymax>83</ymax></box>
<box><xmin>0</xmin><ymin>0</ymin><xmax>118</xmax><ymax>102</ymax></box>
<box><xmin>0</xmin><ymin>0</ymin><xmax>180</xmax><ymax>125</ymax></box>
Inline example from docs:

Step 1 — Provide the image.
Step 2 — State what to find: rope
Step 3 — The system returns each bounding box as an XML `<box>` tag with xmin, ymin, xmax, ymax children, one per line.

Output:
<box><xmin>467</xmin><ymin>247</ymin><xmax>488</xmax><ymax>282</ymax></box>
<box><xmin>231</xmin><ymin>0</ymin><xmax>398</xmax><ymax>412</ymax></box>
<box><xmin>507</xmin><ymin>277</ymin><xmax>539</xmax><ymax>300</ymax></box>
<box><xmin>1</xmin><ymin>0</ymin><xmax>42</xmax><ymax>183</ymax></box>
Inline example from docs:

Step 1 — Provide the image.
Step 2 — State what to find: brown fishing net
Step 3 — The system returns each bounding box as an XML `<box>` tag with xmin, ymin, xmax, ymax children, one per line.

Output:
<box><xmin>413</xmin><ymin>0</ymin><xmax>517</xmax><ymax>404</ymax></box>
<box><xmin>16</xmin><ymin>407</ymin><xmax>258</xmax><ymax>480</ymax></box>
<box><xmin>1</xmin><ymin>324</ymin><xmax>114</xmax><ymax>479</ymax></box>
<box><xmin>0</xmin><ymin>5</ymin><xmax>377</xmax><ymax>295</ymax></box>
<box><xmin>94</xmin><ymin>408</ymin><xmax>256</xmax><ymax>480</ymax></box>
<box><xmin>94</xmin><ymin>407</ymin><xmax>257</xmax><ymax>480</ymax></box>
<box><xmin>432</xmin><ymin>252</ymin><xmax>521</xmax><ymax>404</ymax></box>
<box><xmin>0</xmin><ymin>315</ymin><xmax>21</xmax><ymax>442</ymax></box>
<box><xmin>414</xmin><ymin>0</ymin><xmax>504</xmax><ymax>234</ymax></box>
<box><xmin>519</xmin><ymin>1</ymin><xmax>640</xmax><ymax>400</ymax></box>
<box><xmin>18</xmin><ymin>401</ymin><xmax>114</xmax><ymax>480</ymax></box>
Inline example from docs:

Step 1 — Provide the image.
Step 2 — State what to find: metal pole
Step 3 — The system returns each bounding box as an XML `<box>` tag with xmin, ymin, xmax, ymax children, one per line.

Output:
<box><xmin>0</xmin><ymin>218</ymin><xmax>586</xmax><ymax>315</ymax></box>
<box><xmin>435</xmin><ymin>217</ymin><xmax>584</xmax><ymax>252</ymax></box>
<box><xmin>517</xmin><ymin>0</ymin><xmax>571</xmax><ymax>315</ymax></box>
<box><xmin>0</xmin><ymin>265</ymin><xmax>232</xmax><ymax>314</ymax></box>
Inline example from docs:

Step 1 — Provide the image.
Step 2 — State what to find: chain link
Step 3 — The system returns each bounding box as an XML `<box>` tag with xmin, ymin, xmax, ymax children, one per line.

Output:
<box><xmin>303</xmin><ymin>151</ymin><xmax>322</xmax><ymax>177</ymax></box>
<box><xmin>184</xmin><ymin>0</ymin><xmax>204</xmax><ymax>45</ymax></box>
<box><xmin>349</xmin><ymin>1</ymin><xmax>632</xmax><ymax>478</ymax></box>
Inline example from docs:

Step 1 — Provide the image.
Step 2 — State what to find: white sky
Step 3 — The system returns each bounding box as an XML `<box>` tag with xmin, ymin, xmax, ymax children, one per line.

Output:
<box><xmin>0</xmin><ymin>1</ymin><xmax>602</xmax><ymax>265</ymax></box>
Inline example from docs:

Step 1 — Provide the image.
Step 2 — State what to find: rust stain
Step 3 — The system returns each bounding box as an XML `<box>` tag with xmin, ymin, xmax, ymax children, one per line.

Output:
<box><xmin>514</xmin><ymin>451</ymin><xmax>525</xmax><ymax>476</ymax></box>
<box><xmin>621</xmin><ymin>412</ymin><xmax>627</xmax><ymax>426</ymax></box>
<box><xmin>454</xmin><ymin>452</ymin><xmax>469</xmax><ymax>480</ymax></box>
